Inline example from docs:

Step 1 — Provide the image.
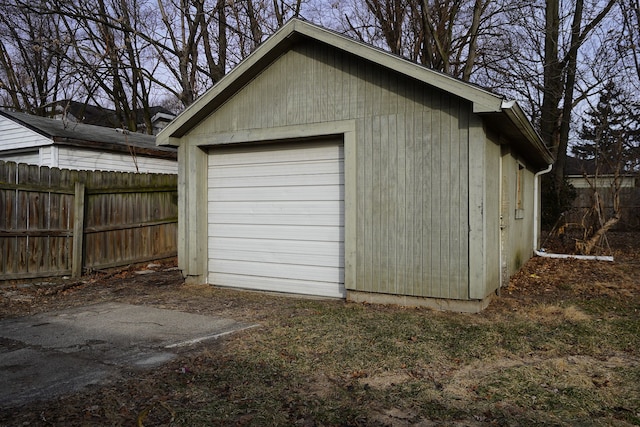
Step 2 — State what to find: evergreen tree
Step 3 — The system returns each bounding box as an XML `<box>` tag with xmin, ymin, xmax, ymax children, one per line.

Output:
<box><xmin>572</xmin><ymin>81</ymin><xmax>640</xmax><ymax>174</ymax></box>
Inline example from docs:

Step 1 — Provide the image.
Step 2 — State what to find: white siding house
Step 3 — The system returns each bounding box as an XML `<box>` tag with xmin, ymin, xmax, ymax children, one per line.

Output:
<box><xmin>0</xmin><ymin>110</ymin><xmax>177</xmax><ymax>174</ymax></box>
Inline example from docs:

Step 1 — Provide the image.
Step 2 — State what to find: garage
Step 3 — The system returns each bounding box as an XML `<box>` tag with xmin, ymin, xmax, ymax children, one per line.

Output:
<box><xmin>207</xmin><ymin>139</ymin><xmax>345</xmax><ymax>298</ymax></box>
<box><xmin>158</xmin><ymin>19</ymin><xmax>553</xmax><ymax>312</ymax></box>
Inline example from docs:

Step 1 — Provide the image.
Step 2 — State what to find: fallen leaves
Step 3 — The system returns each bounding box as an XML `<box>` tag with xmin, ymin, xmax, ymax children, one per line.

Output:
<box><xmin>1</xmin><ymin>234</ymin><xmax>640</xmax><ymax>426</ymax></box>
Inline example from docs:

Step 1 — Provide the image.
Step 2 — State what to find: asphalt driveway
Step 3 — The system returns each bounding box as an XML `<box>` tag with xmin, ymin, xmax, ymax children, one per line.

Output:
<box><xmin>0</xmin><ymin>302</ymin><xmax>256</xmax><ymax>408</ymax></box>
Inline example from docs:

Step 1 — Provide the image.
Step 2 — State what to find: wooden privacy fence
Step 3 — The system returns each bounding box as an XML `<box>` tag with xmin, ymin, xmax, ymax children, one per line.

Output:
<box><xmin>0</xmin><ymin>161</ymin><xmax>178</xmax><ymax>280</ymax></box>
<box><xmin>565</xmin><ymin>182</ymin><xmax>640</xmax><ymax>231</ymax></box>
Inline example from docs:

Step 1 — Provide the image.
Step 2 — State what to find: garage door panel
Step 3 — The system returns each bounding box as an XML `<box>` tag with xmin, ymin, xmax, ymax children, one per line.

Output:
<box><xmin>210</xmin><ymin>160</ymin><xmax>342</xmax><ymax>179</ymax></box>
<box><xmin>211</xmin><ymin>259</ymin><xmax>344</xmax><ymax>283</ymax></box>
<box><xmin>209</xmin><ymin>213</ymin><xmax>342</xmax><ymax>226</ymax></box>
<box><xmin>210</xmin><ymin>143</ymin><xmax>343</xmax><ymax>166</ymax></box>
<box><xmin>210</xmin><ymin>248</ymin><xmax>343</xmax><ymax>268</ymax></box>
<box><xmin>210</xmin><ymin>201</ymin><xmax>342</xmax><ymax>215</ymax></box>
<box><xmin>210</xmin><ymin>172</ymin><xmax>341</xmax><ymax>188</ymax></box>
<box><xmin>210</xmin><ymin>273</ymin><xmax>344</xmax><ymax>298</ymax></box>
<box><xmin>208</xmin><ymin>140</ymin><xmax>344</xmax><ymax>298</ymax></box>
<box><xmin>209</xmin><ymin>185</ymin><xmax>344</xmax><ymax>201</ymax></box>
<box><xmin>210</xmin><ymin>224</ymin><xmax>342</xmax><ymax>241</ymax></box>
<box><xmin>208</xmin><ymin>237</ymin><xmax>343</xmax><ymax>257</ymax></box>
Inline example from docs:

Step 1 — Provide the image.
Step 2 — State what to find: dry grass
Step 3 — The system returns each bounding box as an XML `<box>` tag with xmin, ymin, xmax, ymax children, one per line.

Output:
<box><xmin>525</xmin><ymin>304</ymin><xmax>592</xmax><ymax>323</ymax></box>
<box><xmin>1</xmin><ymin>233</ymin><xmax>639</xmax><ymax>426</ymax></box>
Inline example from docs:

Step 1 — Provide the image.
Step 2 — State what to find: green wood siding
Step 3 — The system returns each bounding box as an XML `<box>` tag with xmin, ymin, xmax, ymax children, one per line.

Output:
<box><xmin>483</xmin><ymin>134</ymin><xmax>501</xmax><ymax>296</ymax></box>
<box><xmin>192</xmin><ymin>41</ymin><xmax>473</xmax><ymax>300</ymax></box>
<box><xmin>500</xmin><ymin>146</ymin><xmax>536</xmax><ymax>279</ymax></box>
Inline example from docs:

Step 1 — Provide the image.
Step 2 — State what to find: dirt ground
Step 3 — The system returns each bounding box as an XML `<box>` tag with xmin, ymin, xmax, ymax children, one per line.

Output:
<box><xmin>1</xmin><ymin>232</ymin><xmax>639</xmax><ymax>426</ymax></box>
<box><xmin>2</xmin><ymin>232</ymin><xmax>638</xmax><ymax>321</ymax></box>
<box><xmin>0</xmin><ymin>259</ymin><xmax>310</xmax><ymax>324</ymax></box>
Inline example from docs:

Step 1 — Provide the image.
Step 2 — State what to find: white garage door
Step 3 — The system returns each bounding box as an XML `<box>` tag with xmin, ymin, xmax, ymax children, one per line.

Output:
<box><xmin>207</xmin><ymin>140</ymin><xmax>344</xmax><ymax>298</ymax></box>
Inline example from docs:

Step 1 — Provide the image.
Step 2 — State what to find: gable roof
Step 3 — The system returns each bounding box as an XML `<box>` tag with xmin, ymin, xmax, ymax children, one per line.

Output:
<box><xmin>158</xmin><ymin>18</ymin><xmax>552</xmax><ymax>168</ymax></box>
<box><xmin>0</xmin><ymin>110</ymin><xmax>176</xmax><ymax>159</ymax></box>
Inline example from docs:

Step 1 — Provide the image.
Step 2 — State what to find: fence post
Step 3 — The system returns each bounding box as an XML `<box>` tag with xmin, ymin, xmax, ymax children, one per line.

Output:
<box><xmin>72</xmin><ymin>182</ymin><xmax>85</xmax><ymax>277</ymax></box>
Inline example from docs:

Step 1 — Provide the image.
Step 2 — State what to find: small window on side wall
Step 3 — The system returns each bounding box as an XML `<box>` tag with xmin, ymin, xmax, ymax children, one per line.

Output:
<box><xmin>515</xmin><ymin>163</ymin><xmax>525</xmax><ymax>219</ymax></box>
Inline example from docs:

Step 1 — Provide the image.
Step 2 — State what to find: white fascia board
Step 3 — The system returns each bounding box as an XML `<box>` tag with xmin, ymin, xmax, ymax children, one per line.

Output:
<box><xmin>501</xmin><ymin>100</ymin><xmax>554</xmax><ymax>166</ymax></box>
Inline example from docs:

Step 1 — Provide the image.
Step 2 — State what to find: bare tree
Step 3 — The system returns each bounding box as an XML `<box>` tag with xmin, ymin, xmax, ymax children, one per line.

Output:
<box><xmin>362</xmin><ymin>0</ymin><xmax>407</xmax><ymax>55</ymax></box>
<box><xmin>620</xmin><ymin>0</ymin><xmax>640</xmax><ymax>84</ymax></box>
<box><xmin>272</xmin><ymin>0</ymin><xmax>304</xmax><ymax>27</ymax></box>
<box><xmin>155</xmin><ymin>0</ymin><xmax>214</xmax><ymax>107</ymax></box>
<box><xmin>572</xmin><ymin>81</ymin><xmax>640</xmax><ymax>254</ymax></box>
<box><xmin>227</xmin><ymin>0</ymin><xmax>265</xmax><ymax>60</ymax></box>
<box><xmin>0</xmin><ymin>0</ymin><xmax>312</xmax><ymax>120</ymax></box>
<box><xmin>13</xmin><ymin>0</ymin><xmax>163</xmax><ymax>131</ymax></box>
<box><xmin>340</xmin><ymin>0</ymin><xmax>502</xmax><ymax>82</ymax></box>
<box><xmin>151</xmin><ymin>0</ymin><xmax>302</xmax><ymax>108</ymax></box>
<box><xmin>226</xmin><ymin>0</ymin><xmax>305</xmax><ymax>62</ymax></box>
<box><xmin>539</xmin><ymin>0</ymin><xmax>617</xmax><ymax>200</ymax></box>
<box><xmin>473</xmin><ymin>0</ymin><xmax>622</xmax><ymax>226</ymax></box>
<box><xmin>92</xmin><ymin>0</ymin><xmax>139</xmax><ymax>131</ymax></box>
<box><xmin>0</xmin><ymin>0</ymin><xmax>69</xmax><ymax>114</ymax></box>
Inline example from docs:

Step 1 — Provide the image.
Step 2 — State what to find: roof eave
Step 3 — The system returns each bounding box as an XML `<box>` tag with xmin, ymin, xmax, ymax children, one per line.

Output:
<box><xmin>498</xmin><ymin>100</ymin><xmax>554</xmax><ymax>169</ymax></box>
<box><xmin>53</xmin><ymin>137</ymin><xmax>177</xmax><ymax>160</ymax></box>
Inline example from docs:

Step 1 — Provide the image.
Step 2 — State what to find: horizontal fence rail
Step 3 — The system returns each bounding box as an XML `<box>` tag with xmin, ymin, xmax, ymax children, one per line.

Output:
<box><xmin>0</xmin><ymin>161</ymin><xmax>178</xmax><ymax>280</ymax></box>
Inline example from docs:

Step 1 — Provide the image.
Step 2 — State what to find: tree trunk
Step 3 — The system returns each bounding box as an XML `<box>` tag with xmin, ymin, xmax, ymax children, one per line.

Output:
<box><xmin>540</xmin><ymin>0</ymin><xmax>562</xmax><ymax>155</ymax></box>
<box><xmin>578</xmin><ymin>215</ymin><xmax>620</xmax><ymax>255</ymax></box>
<box><xmin>461</xmin><ymin>0</ymin><xmax>484</xmax><ymax>82</ymax></box>
<box><xmin>552</xmin><ymin>0</ymin><xmax>583</xmax><ymax>196</ymax></box>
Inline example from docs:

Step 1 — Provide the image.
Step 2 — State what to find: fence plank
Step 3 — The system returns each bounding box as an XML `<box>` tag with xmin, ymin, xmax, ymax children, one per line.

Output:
<box><xmin>1</xmin><ymin>161</ymin><xmax>177</xmax><ymax>280</ymax></box>
<box><xmin>16</xmin><ymin>166</ymin><xmax>29</xmax><ymax>275</ymax></box>
<box><xmin>72</xmin><ymin>182</ymin><xmax>85</xmax><ymax>278</ymax></box>
<box><xmin>27</xmin><ymin>165</ymin><xmax>44</xmax><ymax>274</ymax></box>
<box><xmin>1</xmin><ymin>162</ymin><xmax>18</xmax><ymax>274</ymax></box>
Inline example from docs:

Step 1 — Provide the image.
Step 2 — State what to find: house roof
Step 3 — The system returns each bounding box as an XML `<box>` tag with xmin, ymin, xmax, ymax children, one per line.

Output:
<box><xmin>47</xmin><ymin>100</ymin><xmax>175</xmax><ymax>129</ymax></box>
<box><xmin>565</xmin><ymin>155</ymin><xmax>636</xmax><ymax>176</ymax></box>
<box><xmin>0</xmin><ymin>110</ymin><xmax>177</xmax><ymax>159</ymax></box>
<box><xmin>566</xmin><ymin>156</ymin><xmax>596</xmax><ymax>175</ymax></box>
<box><xmin>158</xmin><ymin>18</ymin><xmax>552</xmax><ymax>168</ymax></box>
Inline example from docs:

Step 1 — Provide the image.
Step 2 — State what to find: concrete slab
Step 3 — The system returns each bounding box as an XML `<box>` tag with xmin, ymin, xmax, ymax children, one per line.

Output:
<box><xmin>0</xmin><ymin>303</ymin><xmax>257</xmax><ymax>408</ymax></box>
